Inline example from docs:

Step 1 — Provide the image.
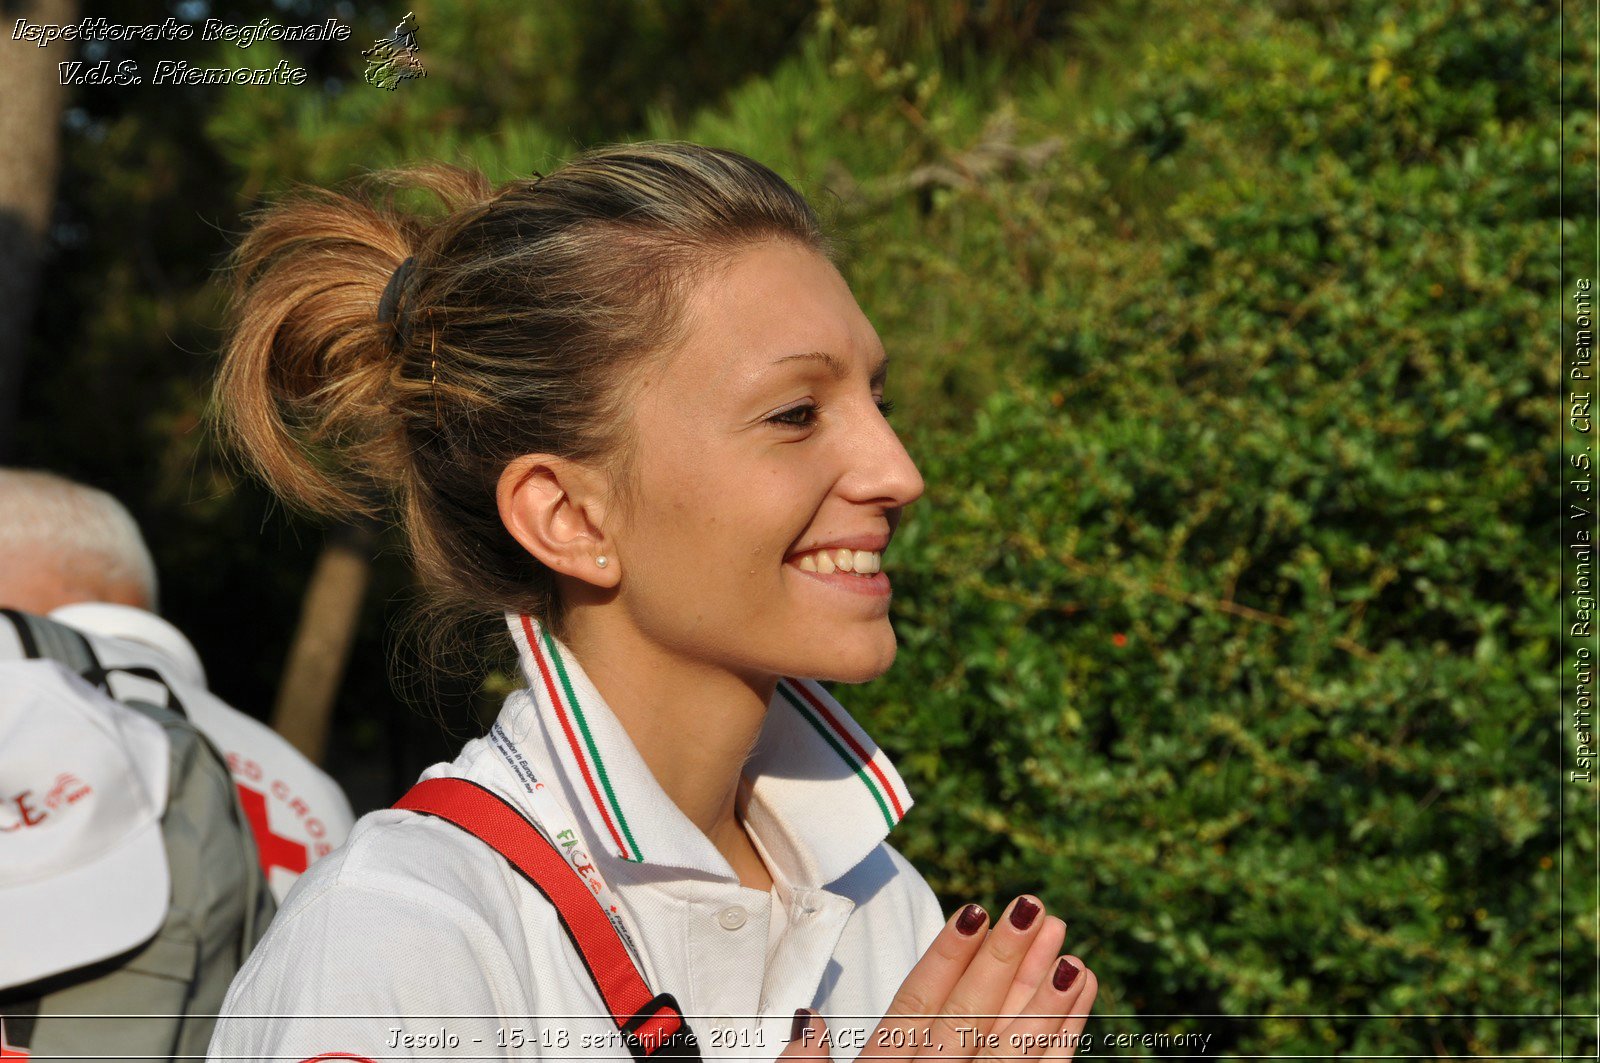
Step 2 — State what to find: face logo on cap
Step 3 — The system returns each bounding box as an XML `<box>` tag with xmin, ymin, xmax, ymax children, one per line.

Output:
<box><xmin>44</xmin><ymin>773</ymin><xmax>92</xmax><ymax>810</ymax></box>
<box><xmin>0</xmin><ymin>774</ymin><xmax>93</xmax><ymax>832</ymax></box>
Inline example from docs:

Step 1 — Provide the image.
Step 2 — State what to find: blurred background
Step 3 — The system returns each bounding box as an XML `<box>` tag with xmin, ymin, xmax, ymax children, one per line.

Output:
<box><xmin>2</xmin><ymin>0</ymin><xmax>1593</xmax><ymax>1056</ymax></box>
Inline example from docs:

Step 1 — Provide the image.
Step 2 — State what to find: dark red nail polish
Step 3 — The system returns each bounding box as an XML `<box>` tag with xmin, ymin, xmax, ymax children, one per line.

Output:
<box><xmin>791</xmin><ymin>1008</ymin><xmax>812</xmax><ymax>1041</ymax></box>
<box><xmin>956</xmin><ymin>903</ymin><xmax>987</xmax><ymax>935</ymax></box>
<box><xmin>1010</xmin><ymin>896</ymin><xmax>1040</xmax><ymax>930</ymax></box>
<box><xmin>1053</xmin><ymin>958</ymin><xmax>1080</xmax><ymax>991</ymax></box>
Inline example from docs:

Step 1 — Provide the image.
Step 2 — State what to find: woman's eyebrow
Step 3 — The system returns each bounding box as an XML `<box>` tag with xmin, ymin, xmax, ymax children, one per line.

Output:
<box><xmin>771</xmin><ymin>350</ymin><xmax>891</xmax><ymax>383</ymax></box>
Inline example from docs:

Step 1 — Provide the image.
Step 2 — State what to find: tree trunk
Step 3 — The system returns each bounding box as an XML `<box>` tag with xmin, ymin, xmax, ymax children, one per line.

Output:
<box><xmin>0</xmin><ymin>0</ymin><xmax>76</xmax><ymax>458</ymax></box>
<box><xmin>271</xmin><ymin>522</ymin><xmax>377</xmax><ymax>763</ymax></box>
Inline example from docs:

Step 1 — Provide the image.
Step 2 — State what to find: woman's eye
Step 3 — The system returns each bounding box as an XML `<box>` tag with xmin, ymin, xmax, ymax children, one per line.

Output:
<box><xmin>768</xmin><ymin>399</ymin><xmax>896</xmax><ymax>429</ymax></box>
<box><xmin>769</xmin><ymin>403</ymin><xmax>820</xmax><ymax>428</ymax></box>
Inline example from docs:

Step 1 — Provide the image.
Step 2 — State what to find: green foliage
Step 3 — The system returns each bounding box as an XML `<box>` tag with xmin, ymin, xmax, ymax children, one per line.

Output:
<box><xmin>836</xmin><ymin>0</ymin><xmax>1590</xmax><ymax>1056</ymax></box>
<box><xmin>207</xmin><ymin>0</ymin><xmax>817</xmax><ymax>189</ymax></box>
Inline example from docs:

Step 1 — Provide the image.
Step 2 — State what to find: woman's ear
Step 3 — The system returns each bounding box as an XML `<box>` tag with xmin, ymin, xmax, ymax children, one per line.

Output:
<box><xmin>496</xmin><ymin>455</ymin><xmax>617</xmax><ymax>584</ymax></box>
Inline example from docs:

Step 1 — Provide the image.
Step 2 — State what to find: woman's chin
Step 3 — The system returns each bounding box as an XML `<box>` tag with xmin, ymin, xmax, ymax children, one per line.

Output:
<box><xmin>795</xmin><ymin>627</ymin><xmax>898</xmax><ymax>684</ymax></box>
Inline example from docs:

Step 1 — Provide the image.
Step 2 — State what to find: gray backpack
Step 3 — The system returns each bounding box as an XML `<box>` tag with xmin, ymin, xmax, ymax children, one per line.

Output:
<box><xmin>0</xmin><ymin>609</ymin><xmax>276</xmax><ymax>1061</ymax></box>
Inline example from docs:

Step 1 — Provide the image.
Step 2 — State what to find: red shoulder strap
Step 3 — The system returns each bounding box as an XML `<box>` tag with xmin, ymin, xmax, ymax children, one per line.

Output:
<box><xmin>393</xmin><ymin>777</ymin><xmax>698</xmax><ymax>1060</ymax></box>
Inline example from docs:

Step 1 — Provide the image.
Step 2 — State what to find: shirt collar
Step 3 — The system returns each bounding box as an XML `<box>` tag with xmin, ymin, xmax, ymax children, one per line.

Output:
<box><xmin>498</xmin><ymin>613</ymin><xmax>914</xmax><ymax>888</ymax></box>
<box><xmin>46</xmin><ymin>602</ymin><xmax>208</xmax><ymax>688</ymax></box>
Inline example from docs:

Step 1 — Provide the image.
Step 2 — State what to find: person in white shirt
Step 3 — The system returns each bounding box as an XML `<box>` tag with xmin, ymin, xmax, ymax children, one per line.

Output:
<box><xmin>205</xmin><ymin>141</ymin><xmax>1098</xmax><ymax>1061</ymax></box>
<box><xmin>0</xmin><ymin>468</ymin><xmax>355</xmax><ymax>903</ymax></box>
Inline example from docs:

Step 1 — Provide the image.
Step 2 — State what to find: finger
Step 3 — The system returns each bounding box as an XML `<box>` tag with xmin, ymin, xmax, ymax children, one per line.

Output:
<box><xmin>925</xmin><ymin>895</ymin><xmax>1050</xmax><ymax>1057</ymax></box>
<box><xmin>987</xmin><ymin>955</ymin><xmax>1098</xmax><ymax>1060</ymax></box>
<box><xmin>778</xmin><ymin>1009</ymin><xmax>836</xmax><ymax>1059</ymax></box>
<box><xmin>858</xmin><ymin>902</ymin><xmax>991</xmax><ymax>1059</ymax></box>
<box><xmin>1051</xmin><ymin>957</ymin><xmax>1098</xmax><ymax>1056</ymax></box>
<box><xmin>1000</xmin><ymin>915</ymin><xmax>1066</xmax><ymax>1017</ymax></box>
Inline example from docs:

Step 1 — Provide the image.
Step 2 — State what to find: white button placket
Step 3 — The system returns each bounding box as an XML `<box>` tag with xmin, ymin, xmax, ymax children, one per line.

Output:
<box><xmin>759</xmin><ymin>888</ymin><xmax>857</xmax><ymax>1057</ymax></box>
<box><xmin>693</xmin><ymin>891</ymin><xmax>771</xmax><ymax>1059</ymax></box>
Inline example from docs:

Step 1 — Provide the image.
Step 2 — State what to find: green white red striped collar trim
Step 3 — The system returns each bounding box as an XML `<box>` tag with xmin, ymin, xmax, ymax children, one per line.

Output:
<box><xmin>503</xmin><ymin>613</ymin><xmax>913</xmax><ymax>886</ymax></box>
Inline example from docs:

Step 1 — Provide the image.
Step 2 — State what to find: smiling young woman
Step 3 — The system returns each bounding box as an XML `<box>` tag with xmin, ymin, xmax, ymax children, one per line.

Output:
<box><xmin>206</xmin><ymin>142</ymin><xmax>1096</xmax><ymax>1061</ymax></box>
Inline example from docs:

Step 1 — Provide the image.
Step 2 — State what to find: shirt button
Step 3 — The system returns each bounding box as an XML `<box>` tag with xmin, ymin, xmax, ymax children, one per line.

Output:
<box><xmin>717</xmin><ymin>905</ymin><xmax>748</xmax><ymax>930</ymax></box>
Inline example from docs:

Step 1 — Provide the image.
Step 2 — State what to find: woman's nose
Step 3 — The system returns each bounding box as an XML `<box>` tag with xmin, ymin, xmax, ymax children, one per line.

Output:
<box><xmin>845</xmin><ymin>400</ymin><xmax>924</xmax><ymax>509</ymax></box>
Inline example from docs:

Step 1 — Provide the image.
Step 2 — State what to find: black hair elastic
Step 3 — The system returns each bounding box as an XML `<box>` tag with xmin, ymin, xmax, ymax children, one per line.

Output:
<box><xmin>377</xmin><ymin>255</ymin><xmax>417</xmax><ymax>331</ymax></box>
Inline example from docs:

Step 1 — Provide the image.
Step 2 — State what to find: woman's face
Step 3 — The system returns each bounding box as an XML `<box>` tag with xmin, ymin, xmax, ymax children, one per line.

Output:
<box><xmin>610</xmin><ymin>239</ymin><xmax>924</xmax><ymax>686</ymax></box>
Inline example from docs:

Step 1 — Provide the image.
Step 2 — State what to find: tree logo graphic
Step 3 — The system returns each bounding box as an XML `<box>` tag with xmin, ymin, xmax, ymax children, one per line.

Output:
<box><xmin>362</xmin><ymin>12</ymin><xmax>426</xmax><ymax>91</ymax></box>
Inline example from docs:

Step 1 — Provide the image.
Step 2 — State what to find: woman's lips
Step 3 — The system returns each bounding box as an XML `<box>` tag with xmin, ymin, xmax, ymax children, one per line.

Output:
<box><xmin>785</xmin><ymin>561</ymin><xmax>892</xmax><ymax>598</ymax></box>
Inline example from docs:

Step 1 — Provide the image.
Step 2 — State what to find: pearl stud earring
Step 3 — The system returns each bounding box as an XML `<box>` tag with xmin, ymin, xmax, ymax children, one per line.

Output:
<box><xmin>596</xmin><ymin>555</ymin><xmax>609</xmax><ymax>568</ymax></box>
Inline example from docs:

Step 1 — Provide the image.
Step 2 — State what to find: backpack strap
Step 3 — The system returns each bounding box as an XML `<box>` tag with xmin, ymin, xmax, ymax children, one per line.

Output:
<box><xmin>0</xmin><ymin>608</ymin><xmax>187</xmax><ymax>717</ymax></box>
<box><xmin>393</xmin><ymin>777</ymin><xmax>700</xmax><ymax>1061</ymax></box>
<box><xmin>0</xmin><ymin>607</ymin><xmax>110</xmax><ymax>689</ymax></box>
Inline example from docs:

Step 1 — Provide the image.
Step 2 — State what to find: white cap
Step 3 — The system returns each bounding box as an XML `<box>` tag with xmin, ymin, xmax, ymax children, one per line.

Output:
<box><xmin>0</xmin><ymin>659</ymin><xmax>172</xmax><ymax>990</ymax></box>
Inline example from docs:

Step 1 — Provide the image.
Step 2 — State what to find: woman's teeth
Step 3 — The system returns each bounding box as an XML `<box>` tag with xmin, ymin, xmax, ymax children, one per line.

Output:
<box><xmin>795</xmin><ymin>549</ymin><xmax>881</xmax><ymax>575</ymax></box>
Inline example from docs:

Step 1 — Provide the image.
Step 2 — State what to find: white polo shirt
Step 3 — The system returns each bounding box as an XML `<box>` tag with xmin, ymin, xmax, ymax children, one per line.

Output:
<box><xmin>208</xmin><ymin>615</ymin><xmax>947</xmax><ymax>1061</ymax></box>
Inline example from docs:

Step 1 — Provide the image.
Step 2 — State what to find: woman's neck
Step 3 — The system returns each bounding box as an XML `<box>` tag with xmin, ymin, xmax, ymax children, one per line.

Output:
<box><xmin>562</xmin><ymin>613</ymin><xmax>777</xmax><ymax>891</ymax></box>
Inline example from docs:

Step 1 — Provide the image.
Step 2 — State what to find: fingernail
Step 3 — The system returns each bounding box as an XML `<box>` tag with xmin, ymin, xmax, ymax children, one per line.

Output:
<box><xmin>791</xmin><ymin>1008</ymin><xmax>812</xmax><ymax>1041</ymax></box>
<box><xmin>1009</xmin><ymin>896</ymin><xmax>1041</xmax><ymax>930</ymax></box>
<box><xmin>956</xmin><ymin>903</ymin><xmax>987</xmax><ymax>935</ymax></box>
<box><xmin>1053</xmin><ymin>958</ymin><xmax>1081</xmax><ymax>991</ymax></box>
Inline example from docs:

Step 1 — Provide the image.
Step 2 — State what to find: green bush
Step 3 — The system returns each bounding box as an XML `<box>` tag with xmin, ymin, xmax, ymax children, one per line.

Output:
<box><xmin>840</xmin><ymin>0</ymin><xmax>1588</xmax><ymax>1056</ymax></box>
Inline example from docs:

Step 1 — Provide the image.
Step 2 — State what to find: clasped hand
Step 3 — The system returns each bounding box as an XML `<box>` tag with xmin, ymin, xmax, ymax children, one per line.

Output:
<box><xmin>780</xmin><ymin>895</ymin><xmax>1097</xmax><ymax>1060</ymax></box>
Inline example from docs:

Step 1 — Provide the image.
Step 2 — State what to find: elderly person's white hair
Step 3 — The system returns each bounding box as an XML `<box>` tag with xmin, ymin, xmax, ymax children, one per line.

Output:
<box><xmin>0</xmin><ymin>468</ymin><xmax>160</xmax><ymax>611</ymax></box>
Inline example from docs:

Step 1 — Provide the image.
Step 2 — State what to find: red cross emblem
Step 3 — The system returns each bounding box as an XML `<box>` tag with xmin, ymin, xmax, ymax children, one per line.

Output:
<box><xmin>236</xmin><ymin>783</ymin><xmax>309</xmax><ymax>876</ymax></box>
